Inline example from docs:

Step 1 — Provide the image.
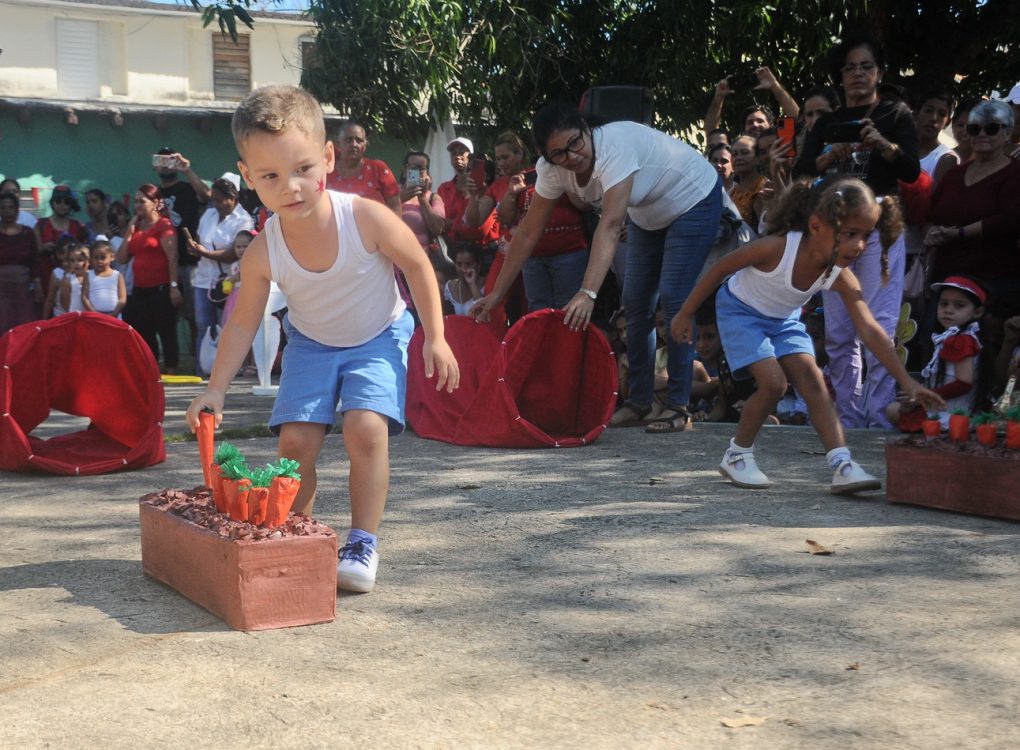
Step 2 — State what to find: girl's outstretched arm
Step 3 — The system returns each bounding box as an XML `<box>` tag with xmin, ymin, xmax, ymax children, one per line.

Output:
<box><xmin>833</xmin><ymin>269</ymin><xmax>946</xmax><ymax>412</ymax></box>
<box><xmin>671</xmin><ymin>235</ymin><xmax>785</xmax><ymax>344</ymax></box>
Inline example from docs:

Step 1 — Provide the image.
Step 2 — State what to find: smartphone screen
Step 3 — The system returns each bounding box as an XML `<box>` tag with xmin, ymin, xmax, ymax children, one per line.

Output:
<box><xmin>470</xmin><ymin>158</ymin><xmax>488</xmax><ymax>187</ymax></box>
<box><xmin>776</xmin><ymin>117</ymin><xmax>796</xmax><ymax>158</ymax></box>
<box><xmin>152</xmin><ymin>154</ymin><xmax>177</xmax><ymax>170</ymax></box>
<box><xmin>406</xmin><ymin>167</ymin><xmax>422</xmax><ymax>187</ymax></box>
<box><xmin>823</xmin><ymin>120</ymin><xmax>863</xmax><ymax>144</ymax></box>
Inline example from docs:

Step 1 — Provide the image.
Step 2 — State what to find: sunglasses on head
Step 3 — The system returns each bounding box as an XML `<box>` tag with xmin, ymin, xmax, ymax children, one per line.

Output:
<box><xmin>965</xmin><ymin>122</ymin><xmax>1004</xmax><ymax>137</ymax></box>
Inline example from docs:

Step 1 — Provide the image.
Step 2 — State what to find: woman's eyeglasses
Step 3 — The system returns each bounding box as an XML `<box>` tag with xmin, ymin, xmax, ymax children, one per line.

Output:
<box><xmin>547</xmin><ymin>133</ymin><xmax>585</xmax><ymax>165</ymax></box>
<box><xmin>965</xmin><ymin>122</ymin><xmax>1005</xmax><ymax>137</ymax></box>
<box><xmin>840</xmin><ymin>62</ymin><xmax>877</xmax><ymax>75</ymax></box>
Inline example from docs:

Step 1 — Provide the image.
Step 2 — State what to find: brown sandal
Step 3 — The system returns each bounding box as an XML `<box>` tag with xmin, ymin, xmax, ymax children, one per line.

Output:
<box><xmin>645</xmin><ymin>407</ymin><xmax>693</xmax><ymax>434</ymax></box>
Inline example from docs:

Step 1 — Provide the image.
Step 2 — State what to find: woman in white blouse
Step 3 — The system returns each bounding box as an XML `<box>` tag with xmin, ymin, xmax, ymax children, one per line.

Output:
<box><xmin>183</xmin><ymin>176</ymin><xmax>253</xmax><ymax>370</ymax></box>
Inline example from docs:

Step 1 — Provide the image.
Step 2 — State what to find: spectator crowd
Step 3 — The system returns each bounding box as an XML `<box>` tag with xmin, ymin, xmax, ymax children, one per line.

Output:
<box><xmin>2</xmin><ymin>30</ymin><xmax>1019</xmax><ymax>437</ymax></box>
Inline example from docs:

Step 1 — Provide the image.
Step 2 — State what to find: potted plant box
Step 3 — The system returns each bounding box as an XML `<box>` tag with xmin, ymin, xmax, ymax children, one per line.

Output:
<box><xmin>140</xmin><ymin>488</ymin><xmax>338</xmax><ymax>631</ymax></box>
<box><xmin>885</xmin><ymin>435</ymin><xmax>1020</xmax><ymax>522</ymax></box>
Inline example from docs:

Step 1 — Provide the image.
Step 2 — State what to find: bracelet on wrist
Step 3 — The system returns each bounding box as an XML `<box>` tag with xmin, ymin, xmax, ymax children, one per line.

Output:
<box><xmin>579</xmin><ymin>287</ymin><xmax>598</xmax><ymax>301</ymax></box>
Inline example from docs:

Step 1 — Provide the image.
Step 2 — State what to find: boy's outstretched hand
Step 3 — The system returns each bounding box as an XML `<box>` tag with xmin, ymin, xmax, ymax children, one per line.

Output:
<box><xmin>424</xmin><ymin>340</ymin><xmax>460</xmax><ymax>393</ymax></box>
<box><xmin>186</xmin><ymin>389</ymin><xmax>225</xmax><ymax>432</ymax></box>
<box><xmin>904</xmin><ymin>382</ymin><xmax>946</xmax><ymax>413</ymax></box>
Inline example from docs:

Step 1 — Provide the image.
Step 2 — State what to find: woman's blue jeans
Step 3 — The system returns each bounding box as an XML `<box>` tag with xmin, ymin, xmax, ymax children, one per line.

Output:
<box><xmin>623</xmin><ymin>178</ymin><xmax>723</xmax><ymax>410</ymax></box>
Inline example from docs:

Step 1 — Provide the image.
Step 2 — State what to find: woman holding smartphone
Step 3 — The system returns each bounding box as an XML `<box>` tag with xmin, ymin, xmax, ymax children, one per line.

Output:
<box><xmin>465</xmin><ymin>131</ymin><xmax>589</xmax><ymax>313</ymax></box>
<box><xmin>397</xmin><ymin>151</ymin><xmax>447</xmax><ymax>316</ymax></box>
<box><xmin>794</xmin><ymin>31</ymin><xmax>920</xmax><ymax>430</ymax></box>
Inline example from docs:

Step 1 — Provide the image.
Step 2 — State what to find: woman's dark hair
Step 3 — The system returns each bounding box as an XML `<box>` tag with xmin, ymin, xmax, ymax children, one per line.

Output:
<box><xmin>0</xmin><ymin>178</ymin><xmax>20</xmax><ymax>193</ymax></box>
<box><xmin>403</xmin><ymin>150</ymin><xmax>430</xmax><ymax>169</ymax></box>
<box><xmin>801</xmin><ymin>85</ymin><xmax>842</xmax><ymax>111</ymax></box>
<box><xmin>532</xmin><ymin>102</ymin><xmax>590</xmax><ymax>159</ymax></box>
<box><xmin>210</xmin><ymin>177</ymin><xmax>239</xmax><ymax>201</ymax></box>
<box><xmin>451</xmin><ymin>241</ymin><xmax>483</xmax><ymax>266</ymax></box>
<box><xmin>0</xmin><ymin>191</ymin><xmax>18</xmax><ymax>210</ymax></box>
<box><xmin>136</xmin><ymin>183</ymin><xmax>168</xmax><ymax>218</ymax></box>
<box><xmin>828</xmin><ymin>30</ymin><xmax>886</xmax><ymax>86</ymax></box>
<box><xmin>106</xmin><ymin>200</ymin><xmax>128</xmax><ymax>226</ymax></box>
<box><xmin>85</xmin><ymin>188</ymin><xmax>108</xmax><ymax>204</ymax></box>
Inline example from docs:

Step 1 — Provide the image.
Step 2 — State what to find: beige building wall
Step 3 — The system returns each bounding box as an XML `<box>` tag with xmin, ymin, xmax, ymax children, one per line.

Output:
<box><xmin>0</xmin><ymin>0</ymin><xmax>313</xmax><ymax>108</ymax></box>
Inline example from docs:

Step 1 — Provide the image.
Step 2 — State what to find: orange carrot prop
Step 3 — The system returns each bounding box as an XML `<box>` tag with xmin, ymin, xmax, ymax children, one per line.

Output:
<box><xmin>247</xmin><ymin>486</ymin><xmax>269</xmax><ymax>526</ymax></box>
<box><xmin>197</xmin><ymin>410</ymin><xmax>216</xmax><ymax>488</ymax></box>
<box><xmin>921</xmin><ymin>417</ymin><xmax>941</xmax><ymax>438</ymax></box>
<box><xmin>265</xmin><ymin>476</ymin><xmax>301</xmax><ymax>529</ymax></box>
<box><xmin>223</xmin><ymin>478</ymin><xmax>253</xmax><ymax>522</ymax></box>
<box><xmin>1006</xmin><ymin>408</ymin><xmax>1020</xmax><ymax>450</ymax></box>
<box><xmin>210</xmin><ymin>464</ymin><xmax>228</xmax><ymax>514</ymax></box>
<box><xmin>948</xmin><ymin>411</ymin><xmax>970</xmax><ymax>443</ymax></box>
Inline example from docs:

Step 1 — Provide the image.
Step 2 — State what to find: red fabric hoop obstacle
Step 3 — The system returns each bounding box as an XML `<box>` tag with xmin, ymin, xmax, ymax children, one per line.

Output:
<box><xmin>0</xmin><ymin>312</ymin><xmax>166</xmax><ymax>475</ymax></box>
<box><xmin>407</xmin><ymin>309</ymin><xmax>618</xmax><ymax>448</ymax></box>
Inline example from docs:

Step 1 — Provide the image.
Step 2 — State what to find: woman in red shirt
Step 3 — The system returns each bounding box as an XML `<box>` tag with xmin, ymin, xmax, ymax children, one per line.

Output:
<box><xmin>326</xmin><ymin>121</ymin><xmax>401</xmax><ymax>215</ymax></box>
<box><xmin>117</xmin><ymin>184</ymin><xmax>182</xmax><ymax>373</ymax></box>
<box><xmin>468</xmin><ymin>131</ymin><xmax>589</xmax><ymax>312</ymax></box>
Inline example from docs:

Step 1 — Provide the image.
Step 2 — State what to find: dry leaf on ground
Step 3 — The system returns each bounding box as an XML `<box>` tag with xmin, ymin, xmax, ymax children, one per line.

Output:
<box><xmin>805</xmin><ymin>539</ymin><xmax>834</xmax><ymax>555</ymax></box>
<box><xmin>720</xmin><ymin>716</ymin><xmax>768</xmax><ymax>728</ymax></box>
<box><xmin>458</xmin><ymin>483</ymin><xmax>482</xmax><ymax>490</ymax></box>
<box><xmin>846</xmin><ymin>662</ymin><xmax>861</xmax><ymax>670</ymax></box>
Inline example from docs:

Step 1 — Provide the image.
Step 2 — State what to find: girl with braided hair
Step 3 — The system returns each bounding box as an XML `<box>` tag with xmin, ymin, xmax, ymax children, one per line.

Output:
<box><xmin>671</xmin><ymin>177</ymin><xmax>944</xmax><ymax>492</ymax></box>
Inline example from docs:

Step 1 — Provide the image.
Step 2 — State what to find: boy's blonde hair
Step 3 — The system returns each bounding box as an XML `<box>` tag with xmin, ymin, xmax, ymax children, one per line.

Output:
<box><xmin>232</xmin><ymin>85</ymin><xmax>326</xmax><ymax>153</ymax></box>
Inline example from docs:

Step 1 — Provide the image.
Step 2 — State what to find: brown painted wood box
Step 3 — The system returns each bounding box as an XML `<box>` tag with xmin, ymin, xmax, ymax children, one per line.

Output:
<box><xmin>139</xmin><ymin>501</ymin><xmax>338</xmax><ymax>631</ymax></box>
<box><xmin>885</xmin><ymin>443</ymin><xmax>1020</xmax><ymax>522</ymax></box>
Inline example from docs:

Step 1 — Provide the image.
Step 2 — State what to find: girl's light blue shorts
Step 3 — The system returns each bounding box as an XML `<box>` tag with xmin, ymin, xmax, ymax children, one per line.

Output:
<box><xmin>716</xmin><ymin>282</ymin><xmax>813</xmax><ymax>380</ymax></box>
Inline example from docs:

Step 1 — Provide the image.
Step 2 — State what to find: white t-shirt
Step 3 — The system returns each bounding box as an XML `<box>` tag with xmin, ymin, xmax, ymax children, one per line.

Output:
<box><xmin>194</xmin><ymin>204</ymin><xmax>254</xmax><ymax>289</ymax></box>
<box><xmin>265</xmin><ymin>190</ymin><xmax>405</xmax><ymax>347</ymax></box>
<box><xmin>535</xmin><ymin>121</ymin><xmax>718</xmax><ymax>231</ymax></box>
<box><xmin>17</xmin><ymin>209</ymin><xmax>37</xmax><ymax>229</ymax></box>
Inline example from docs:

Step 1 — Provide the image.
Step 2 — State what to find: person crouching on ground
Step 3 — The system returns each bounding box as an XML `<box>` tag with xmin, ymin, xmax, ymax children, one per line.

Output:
<box><xmin>186</xmin><ymin>85</ymin><xmax>460</xmax><ymax>594</ymax></box>
<box><xmin>671</xmin><ymin>177</ymin><xmax>944</xmax><ymax>493</ymax></box>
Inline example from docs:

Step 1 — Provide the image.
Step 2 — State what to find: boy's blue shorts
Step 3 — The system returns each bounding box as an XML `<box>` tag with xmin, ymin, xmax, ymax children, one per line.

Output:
<box><xmin>269</xmin><ymin>311</ymin><xmax>414</xmax><ymax>436</ymax></box>
<box><xmin>716</xmin><ymin>283</ymin><xmax>814</xmax><ymax>380</ymax></box>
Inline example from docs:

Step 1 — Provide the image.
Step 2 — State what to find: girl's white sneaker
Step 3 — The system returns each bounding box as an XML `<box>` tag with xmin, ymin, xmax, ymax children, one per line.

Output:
<box><xmin>830</xmin><ymin>460</ymin><xmax>881</xmax><ymax>494</ymax></box>
<box><xmin>719</xmin><ymin>449</ymin><xmax>771</xmax><ymax>489</ymax></box>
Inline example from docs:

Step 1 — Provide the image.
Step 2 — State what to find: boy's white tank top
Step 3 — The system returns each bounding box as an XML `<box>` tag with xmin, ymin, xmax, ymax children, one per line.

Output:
<box><xmin>265</xmin><ymin>190</ymin><xmax>405</xmax><ymax>347</ymax></box>
<box><xmin>727</xmin><ymin>231</ymin><xmax>842</xmax><ymax>319</ymax></box>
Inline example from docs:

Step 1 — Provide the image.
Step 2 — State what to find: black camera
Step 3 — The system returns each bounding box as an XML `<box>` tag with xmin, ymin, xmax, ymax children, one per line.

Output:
<box><xmin>726</xmin><ymin>71</ymin><xmax>759</xmax><ymax>91</ymax></box>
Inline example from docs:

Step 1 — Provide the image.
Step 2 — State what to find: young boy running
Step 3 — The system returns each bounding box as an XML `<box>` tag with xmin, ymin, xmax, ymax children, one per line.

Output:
<box><xmin>186</xmin><ymin>86</ymin><xmax>459</xmax><ymax>593</ymax></box>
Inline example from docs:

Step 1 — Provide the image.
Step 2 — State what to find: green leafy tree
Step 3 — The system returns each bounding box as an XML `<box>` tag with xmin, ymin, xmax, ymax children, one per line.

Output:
<box><xmin>194</xmin><ymin>0</ymin><xmax>1020</xmax><ymax>145</ymax></box>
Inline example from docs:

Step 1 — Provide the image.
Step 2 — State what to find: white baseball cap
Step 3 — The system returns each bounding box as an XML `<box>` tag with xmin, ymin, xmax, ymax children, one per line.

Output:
<box><xmin>446</xmin><ymin>136</ymin><xmax>474</xmax><ymax>153</ymax></box>
<box><xmin>1006</xmin><ymin>82</ymin><xmax>1020</xmax><ymax>104</ymax></box>
<box><xmin>219</xmin><ymin>172</ymin><xmax>242</xmax><ymax>190</ymax></box>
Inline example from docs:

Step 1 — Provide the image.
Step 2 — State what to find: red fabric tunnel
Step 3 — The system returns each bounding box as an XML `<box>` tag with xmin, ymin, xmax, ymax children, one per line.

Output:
<box><xmin>407</xmin><ymin>309</ymin><xmax>618</xmax><ymax>448</ymax></box>
<box><xmin>0</xmin><ymin>312</ymin><xmax>166</xmax><ymax>475</ymax></box>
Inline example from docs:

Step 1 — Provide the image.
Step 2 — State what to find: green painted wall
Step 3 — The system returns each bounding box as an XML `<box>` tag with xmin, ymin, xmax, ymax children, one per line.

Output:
<box><xmin>0</xmin><ymin>106</ymin><xmax>410</xmax><ymax>217</ymax></box>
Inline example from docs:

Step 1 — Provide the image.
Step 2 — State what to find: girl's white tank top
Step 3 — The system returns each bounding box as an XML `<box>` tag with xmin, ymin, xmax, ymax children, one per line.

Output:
<box><xmin>727</xmin><ymin>231</ymin><xmax>842</xmax><ymax>319</ymax></box>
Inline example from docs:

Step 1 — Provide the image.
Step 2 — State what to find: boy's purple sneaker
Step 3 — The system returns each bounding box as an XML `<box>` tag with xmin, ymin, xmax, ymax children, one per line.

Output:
<box><xmin>337</xmin><ymin>540</ymin><xmax>378</xmax><ymax>593</ymax></box>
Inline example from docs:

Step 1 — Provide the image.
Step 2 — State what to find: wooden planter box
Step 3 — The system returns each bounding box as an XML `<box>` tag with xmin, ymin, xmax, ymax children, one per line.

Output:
<box><xmin>885</xmin><ymin>443</ymin><xmax>1020</xmax><ymax>522</ymax></box>
<box><xmin>139</xmin><ymin>501</ymin><xmax>338</xmax><ymax>631</ymax></box>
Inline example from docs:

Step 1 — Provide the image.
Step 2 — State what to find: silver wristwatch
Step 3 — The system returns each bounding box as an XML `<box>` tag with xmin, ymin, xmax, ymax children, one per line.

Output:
<box><xmin>579</xmin><ymin>287</ymin><xmax>597</xmax><ymax>300</ymax></box>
